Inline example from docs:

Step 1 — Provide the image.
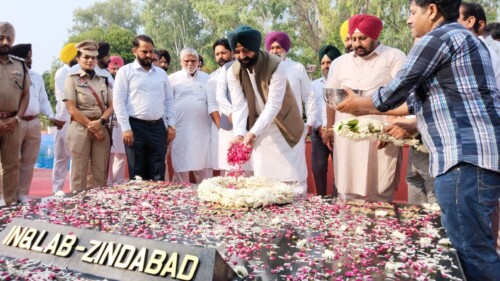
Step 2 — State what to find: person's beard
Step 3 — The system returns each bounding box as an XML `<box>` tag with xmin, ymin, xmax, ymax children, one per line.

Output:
<box><xmin>137</xmin><ymin>55</ymin><xmax>152</xmax><ymax>68</ymax></box>
<box><xmin>69</xmin><ymin>59</ymin><xmax>78</xmax><ymax>67</ymax></box>
<box><xmin>161</xmin><ymin>66</ymin><xmax>168</xmax><ymax>72</ymax></box>
<box><xmin>345</xmin><ymin>45</ymin><xmax>353</xmax><ymax>53</ymax></box>
<box><xmin>217</xmin><ymin>58</ymin><xmax>227</xmax><ymax>67</ymax></box>
<box><xmin>184</xmin><ymin>65</ymin><xmax>197</xmax><ymax>75</ymax></box>
<box><xmin>98</xmin><ymin>58</ymin><xmax>109</xmax><ymax>69</ymax></box>
<box><xmin>354</xmin><ymin>41</ymin><xmax>378</xmax><ymax>57</ymax></box>
<box><xmin>0</xmin><ymin>45</ymin><xmax>11</xmax><ymax>56</ymax></box>
<box><xmin>238</xmin><ymin>52</ymin><xmax>259</xmax><ymax>68</ymax></box>
<box><xmin>355</xmin><ymin>46</ymin><xmax>370</xmax><ymax>56</ymax></box>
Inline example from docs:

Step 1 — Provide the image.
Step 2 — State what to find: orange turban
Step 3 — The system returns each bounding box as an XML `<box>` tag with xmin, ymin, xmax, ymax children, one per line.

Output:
<box><xmin>348</xmin><ymin>14</ymin><xmax>383</xmax><ymax>40</ymax></box>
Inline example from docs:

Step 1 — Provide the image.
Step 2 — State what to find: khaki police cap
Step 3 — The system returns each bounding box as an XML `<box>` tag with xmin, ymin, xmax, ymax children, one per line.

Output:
<box><xmin>76</xmin><ymin>39</ymin><xmax>99</xmax><ymax>57</ymax></box>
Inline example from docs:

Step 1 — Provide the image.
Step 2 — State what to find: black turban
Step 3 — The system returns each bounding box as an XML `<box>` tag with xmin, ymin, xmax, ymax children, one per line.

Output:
<box><xmin>318</xmin><ymin>45</ymin><xmax>341</xmax><ymax>63</ymax></box>
<box><xmin>10</xmin><ymin>43</ymin><xmax>31</xmax><ymax>59</ymax></box>
<box><xmin>227</xmin><ymin>25</ymin><xmax>262</xmax><ymax>53</ymax></box>
<box><xmin>97</xmin><ymin>42</ymin><xmax>110</xmax><ymax>59</ymax></box>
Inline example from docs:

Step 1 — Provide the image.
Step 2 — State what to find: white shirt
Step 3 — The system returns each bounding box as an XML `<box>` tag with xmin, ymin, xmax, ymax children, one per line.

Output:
<box><xmin>479</xmin><ymin>36</ymin><xmax>500</xmax><ymax>88</ymax></box>
<box><xmin>113</xmin><ymin>60</ymin><xmax>175</xmax><ymax>132</ymax></box>
<box><xmin>54</xmin><ymin>64</ymin><xmax>72</xmax><ymax>121</ymax></box>
<box><xmin>96</xmin><ymin>65</ymin><xmax>114</xmax><ymax>88</ymax></box>
<box><xmin>480</xmin><ymin>35</ymin><xmax>500</xmax><ymax>57</ymax></box>
<box><xmin>206</xmin><ymin>71</ymin><xmax>220</xmax><ymax>115</ymax></box>
<box><xmin>25</xmin><ymin>69</ymin><xmax>54</xmax><ymax>118</ymax></box>
<box><xmin>228</xmin><ymin>61</ymin><xmax>288</xmax><ymax>137</ymax></box>
<box><xmin>311</xmin><ymin>76</ymin><xmax>326</xmax><ymax>128</ymax></box>
<box><xmin>216</xmin><ymin>63</ymin><xmax>234</xmax><ymax>117</ymax></box>
<box><xmin>282</xmin><ymin>58</ymin><xmax>317</xmax><ymax>126</ymax></box>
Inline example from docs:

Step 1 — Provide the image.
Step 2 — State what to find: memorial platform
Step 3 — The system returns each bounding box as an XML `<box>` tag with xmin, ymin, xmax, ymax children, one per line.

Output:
<box><xmin>1</xmin><ymin>181</ymin><xmax>464</xmax><ymax>280</ymax></box>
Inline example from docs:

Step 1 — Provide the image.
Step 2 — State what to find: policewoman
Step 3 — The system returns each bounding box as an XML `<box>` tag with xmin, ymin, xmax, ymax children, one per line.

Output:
<box><xmin>64</xmin><ymin>40</ymin><xmax>113</xmax><ymax>192</ymax></box>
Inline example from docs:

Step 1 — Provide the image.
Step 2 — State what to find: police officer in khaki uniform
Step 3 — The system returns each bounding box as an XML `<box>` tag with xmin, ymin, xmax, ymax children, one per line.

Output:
<box><xmin>0</xmin><ymin>22</ymin><xmax>30</xmax><ymax>206</ymax></box>
<box><xmin>64</xmin><ymin>40</ymin><xmax>113</xmax><ymax>192</ymax></box>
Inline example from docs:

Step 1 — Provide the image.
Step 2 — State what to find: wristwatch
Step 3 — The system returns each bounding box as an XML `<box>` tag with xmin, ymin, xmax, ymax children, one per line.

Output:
<box><xmin>168</xmin><ymin>125</ymin><xmax>176</xmax><ymax>130</ymax></box>
<box><xmin>14</xmin><ymin>116</ymin><xmax>21</xmax><ymax>123</ymax></box>
<box><xmin>99</xmin><ymin>118</ymin><xmax>106</xmax><ymax>125</ymax></box>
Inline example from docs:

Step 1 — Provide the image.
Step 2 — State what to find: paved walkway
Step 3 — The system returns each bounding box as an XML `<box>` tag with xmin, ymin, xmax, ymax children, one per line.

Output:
<box><xmin>28</xmin><ymin>168</ymin><xmax>70</xmax><ymax>199</ymax></box>
<box><xmin>22</xmin><ymin>144</ymin><xmax>409</xmax><ymax>202</ymax></box>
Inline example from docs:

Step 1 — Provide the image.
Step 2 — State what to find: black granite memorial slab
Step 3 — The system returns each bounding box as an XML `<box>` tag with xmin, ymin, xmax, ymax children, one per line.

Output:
<box><xmin>0</xmin><ymin>218</ymin><xmax>235</xmax><ymax>281</ymax></box>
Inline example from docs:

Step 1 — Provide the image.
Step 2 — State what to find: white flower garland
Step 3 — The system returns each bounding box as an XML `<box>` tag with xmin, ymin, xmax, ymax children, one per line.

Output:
<box><xmin>198</xmin><ymin>176</ymin><xmax>295</xmax><ymax>208</ymax></box>
<box><xmin>334</xmin><ymin>118</ymin><xmax>429</xmax><ymax>153</ymax></box>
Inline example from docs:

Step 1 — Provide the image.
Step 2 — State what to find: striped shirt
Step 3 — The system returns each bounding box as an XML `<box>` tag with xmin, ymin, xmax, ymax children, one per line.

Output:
<box><xmin>371</xmin><ymin>22</ymin><xmax>500</xmax><ymax>177</ymax></box>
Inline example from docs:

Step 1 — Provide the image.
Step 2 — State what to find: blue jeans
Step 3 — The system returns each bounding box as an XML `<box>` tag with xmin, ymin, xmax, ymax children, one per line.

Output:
<box><xmin>435</xmin><ymin>162</ymin><xmax>500</xmax><ymax>281</ymax></box>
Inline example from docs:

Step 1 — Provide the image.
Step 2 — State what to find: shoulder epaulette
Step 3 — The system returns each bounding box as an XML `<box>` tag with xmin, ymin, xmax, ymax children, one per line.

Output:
<box><xmin>9</xmin><ymin>55</ymin><xmax>25</xmax><ymax>62</ymax></box>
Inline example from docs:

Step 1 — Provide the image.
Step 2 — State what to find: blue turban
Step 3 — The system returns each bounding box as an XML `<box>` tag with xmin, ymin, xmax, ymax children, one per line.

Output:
<box><xmin>227</xmin><ymin>25</ymin><xmax>262</xmax><ymax>53</ymax></box>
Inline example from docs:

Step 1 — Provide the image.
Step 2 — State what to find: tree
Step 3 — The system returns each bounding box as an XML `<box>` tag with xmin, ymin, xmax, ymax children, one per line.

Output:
<box><xmin>141</xmin><ymin>0</ymin><xmax>208</xmax><ymax>72</ymax></box>
<box><xmin>42</xmin><ymin>70</ymin><xmax>56</xmax><ymax>111</ymax></box>
<box><xmin>71</xmin><ymin>0</ymin><xmax>141</xmax><ymax>34</ymax></box>
<box><xmin>67</xmin><ymin>25</ymin><xmax>137</xmax><ymax>63</ymax></box>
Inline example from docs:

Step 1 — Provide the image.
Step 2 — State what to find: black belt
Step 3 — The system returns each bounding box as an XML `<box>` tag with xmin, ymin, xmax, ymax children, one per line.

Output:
<box><xmin>0</xmin><ymin>112</ymin><xmax>16</xmax><ymax>119</ymax></box>
<box><xmin>129</xmin><ymin>116</ymin><xmax>162</xmax><ymax>125</ymax></box>
<box><xmin>21</xmin><ymin>115</ymin><xmax>38</xmax><ymax>121</ymax></box>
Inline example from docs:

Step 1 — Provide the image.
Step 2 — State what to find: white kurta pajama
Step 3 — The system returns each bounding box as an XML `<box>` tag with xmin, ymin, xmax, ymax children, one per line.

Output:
<box><xmin>52</xmin><ymin>64</ymin><xmax>72</xmax><ymax>193</ymax></box>
<box><xmin>229</xmin><ymin>62</ymin><xmax>307</xmax><ymax>188</ymax></box>
<box><xmin>169</xmin><ymin>70</ymin><xmax>212</xmax><ymax>182</ymax></box>
<box><xmin>282</xmin><ymin>58</ymin><xmax>317</xmax><ymax>128</ymax></box>
<box><xmin>206</xmin><ymin>70</ymin><xmax>221</xmax><ymax>170</ymax></box>
<box><xmin>327</xmin><ymin>44</ymin><xmax>406</xmax><ymax>201</ymax></box>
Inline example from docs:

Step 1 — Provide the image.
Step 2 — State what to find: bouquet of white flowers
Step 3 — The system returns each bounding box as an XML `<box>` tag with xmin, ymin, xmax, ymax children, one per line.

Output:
<box><xmin>334</xmin><ymin>118</ymin><xmax>429</xmax><ymax>153</ymax></box>
<box><xmin>335</xmin><ymin>118</ymin><xmax>383</xmax><ymax>141</ymax></box>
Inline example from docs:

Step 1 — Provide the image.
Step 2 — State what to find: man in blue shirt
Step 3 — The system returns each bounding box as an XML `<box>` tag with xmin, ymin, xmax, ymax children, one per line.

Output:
<box><xmin>336</xmin><ymin>1</ymin><xmax>500</xmax><ymax>280</ymax></box>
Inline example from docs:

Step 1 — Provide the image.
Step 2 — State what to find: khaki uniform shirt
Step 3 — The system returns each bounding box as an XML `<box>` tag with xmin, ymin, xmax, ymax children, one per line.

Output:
<box><xmin>63</xmin><ymin>69</ymin><xmax>111</xmax><ymax>118</ymax></box>
<box><xmin>0</xmin><ymin>55</ymin><xmax>31</xmax><ymax>112</ymax></box>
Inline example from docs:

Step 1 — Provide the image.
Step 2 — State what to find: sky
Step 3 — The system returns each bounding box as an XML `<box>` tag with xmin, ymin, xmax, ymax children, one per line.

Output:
<box><xmin>0</xmin><ymin>0</ymin><xmax>98</xmax><ymax>74</ymax></box>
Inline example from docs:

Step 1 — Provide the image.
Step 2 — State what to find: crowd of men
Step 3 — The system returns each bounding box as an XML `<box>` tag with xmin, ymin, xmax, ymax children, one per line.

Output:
<box><xmin>1</xmin><ymin>0</ymin><xmax>500</xmax><ymax>280</ymax></box>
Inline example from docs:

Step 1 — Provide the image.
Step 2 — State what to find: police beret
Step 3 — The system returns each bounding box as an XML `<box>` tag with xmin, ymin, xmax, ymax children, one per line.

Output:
<box><xmin>76</xmin><ymin>39</ymin><xmax>99</xmax><ymax>57</ymax></box>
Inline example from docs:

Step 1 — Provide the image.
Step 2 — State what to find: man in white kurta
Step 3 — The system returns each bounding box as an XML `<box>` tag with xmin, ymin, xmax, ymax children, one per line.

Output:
<box><xmin>227</xmin><ymin>26</ymin><xmax>307</xmax><ymax>193</ymax></box>
<box><xmin>265</xmin><ymin>31</ymin><xmax>317</xmax><ymax>135</ymax></box>
<box><xmin>324</xmin><ymin>14</ymin><xmax>405</xmax><ymax>202</ymax></box>
<box><xmin>106</xmin><ymin>56</ymin><xmax>127</xmax><ymax>185</ymax></box>
<box><xmin>215</xmin><ymin>61</ymin><xmax>255</xmax><ymax>175</ymax></box>
<box><xmin>170</xmin><ymin>48</ymin><xmax>212</xmax><ymax>183</ymax></box>
<box><xmin>206</xmin><ymin>39</ymin><xmax>234</xmax><ymax>173</ymax></box>
<box><xmin>52</xmin><ymin>43</ymin><xmax>78</xmax><ymax>194</ymax></box>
